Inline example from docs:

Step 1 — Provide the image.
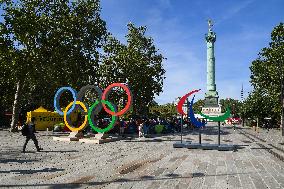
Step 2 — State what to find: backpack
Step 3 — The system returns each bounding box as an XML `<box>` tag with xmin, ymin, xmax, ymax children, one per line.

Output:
<box><xmin>21</xmin><ymin>123</ymin><xmax>29</xmax><ymax>136</ymax></box>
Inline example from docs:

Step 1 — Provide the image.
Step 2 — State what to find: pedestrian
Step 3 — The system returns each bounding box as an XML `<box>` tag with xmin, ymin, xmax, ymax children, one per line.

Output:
<box><xmin>138</xmin><ymin>121</ymin><xmax>144</xmax><ymax>138</ymax></box>
<box><xmin>143</xmin><ymin>119</ymin><xmax>149</xmax><ymax>136</ymax></box>
<box><xmin>23</xmin><ymin>117</ymin><xmax>42</xmax><ymax>153</ymax></box>
<box><xmin>120</xmin><ymin>119</ymin><xmax>126</xmax><ymax>137</ymax></box>
<box><xmin>232</xmin><ymin>118</ymin><xmax>236</xmax><ymax>131</ymax></box>
<box><xmin>265</xmin><ymin>120</ymin><xmax>270</xmax><ymax>132</ymax></box>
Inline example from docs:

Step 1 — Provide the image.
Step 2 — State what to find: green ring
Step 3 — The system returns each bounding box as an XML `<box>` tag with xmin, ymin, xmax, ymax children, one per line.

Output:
<box><xmin>88</xmin><ymin>100</ymin><xmax>117</xmax><ymax>133</ymax></box>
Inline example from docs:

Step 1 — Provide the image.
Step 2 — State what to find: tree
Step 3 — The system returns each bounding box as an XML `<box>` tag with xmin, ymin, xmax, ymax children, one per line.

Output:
<box><xmin>158</xmin><ymin>103</ymin><xmax>177</xmax><ymax>118</ymax></box>
<box><xmin>248</xmin><ymin>22</ymin><xmax>284</xmax><ymax>125</ymax></box>
<box><xmin>192</xmin><ymin>99</ymin><xmax>204</xmax><ymax>113</ymax></box>
<box><xmin>0</xmin><ymin>0</ymin><xmax>107</xmax><ymax>131</ymax></box>
<box><xmin>242</xmin><ymin>91</ymin><xmax>275</xmax><ymax>121</ymax></box>
<box><xmin>219</xmin><ymin>98</ymin><xmax>242</xmax><ymax>116</ymax></box>
<box><xmin>99</xmin><ymin>23</ymin><xmax>166</xmax><ymax>116</ymax></box>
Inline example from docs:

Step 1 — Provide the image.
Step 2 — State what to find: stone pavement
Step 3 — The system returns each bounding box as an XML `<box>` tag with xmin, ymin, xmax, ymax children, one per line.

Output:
<box><xmin>0</xmin><ymin>123</ymin><xmax>283</xmax><ymax>189</ymax></box>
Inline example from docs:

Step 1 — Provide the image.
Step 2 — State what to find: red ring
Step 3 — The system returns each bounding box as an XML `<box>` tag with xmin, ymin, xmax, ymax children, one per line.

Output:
<box><xmin>102</xmin><ymin>83</ymin><xmax>132</xmax><ymax>116</ymax></box>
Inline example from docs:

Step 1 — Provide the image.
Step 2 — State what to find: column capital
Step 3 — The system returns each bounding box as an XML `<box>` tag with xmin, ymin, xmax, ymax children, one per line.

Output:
<box><xmin>205</xmin><ymin>31</ymin><xmax>216</xmax><ymax>43</ymax></box>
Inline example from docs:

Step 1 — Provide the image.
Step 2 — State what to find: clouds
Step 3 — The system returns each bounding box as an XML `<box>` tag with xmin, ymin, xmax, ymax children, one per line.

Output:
<box><xmin>216</xmin><ymin>0</ymin><xmax>255</xmax><ymax>25</ymax></box>
<box><xmin>100</xmin><ymin>0</ymin><xmax>284</xmax><ymax>104</ymax></box>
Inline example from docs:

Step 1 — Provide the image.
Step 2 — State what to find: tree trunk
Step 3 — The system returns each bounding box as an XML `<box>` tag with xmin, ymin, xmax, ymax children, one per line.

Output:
<box><xmin>281</xmin><ymin>69</ymin><xmax>284</xmax><ymax>136</ymax></box>
<box><xmin>282</xmin><ymin>97</ymin><xmax>284</xmax><ymax>136</ymax></box>
<box><xmin>10</xmin><ymin>80</ymin><xmax>23</xmax><ymax>132</ymax></box>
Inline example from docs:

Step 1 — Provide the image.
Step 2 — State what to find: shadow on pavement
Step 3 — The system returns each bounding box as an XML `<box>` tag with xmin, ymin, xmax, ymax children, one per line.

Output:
<box><xmin>40</xmin><ymin>150</ymin><xmax>79</xmax><ymax>153</ymax></box>
<box><xmin>0</xmin><ymin>158</ymin><xmax>38</xmax><ymax>164</ymax></box>
<box><xmin>189</xmin><ymin>127</ymin><xmax>231</xmax><ymax>136</ymax></box>
<box><xmin>123</xmin><ymin>139</ymin><xmax>181</xmax><ymax>143</ymax></box>
<box><xmin>0</xmin><ymin>171</ymin><xmax>257</xmax><ymax>188</ymax></box>
<box><xmin>250</xmin><ymin>147</ymin><xmax>273</xmax><ymax>150</ymax></box>
<box><xmin>0</xmin><ymin>167</ymin><xmax>64</xmax><ymax>174</ymax></box>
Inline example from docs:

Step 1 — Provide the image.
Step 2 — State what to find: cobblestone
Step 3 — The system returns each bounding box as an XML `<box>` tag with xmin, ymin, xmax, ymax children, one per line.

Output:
<box><xmin>0</xmin><ymin>124</ymin><xmax>283</xmax><ymax>189</ymax></box>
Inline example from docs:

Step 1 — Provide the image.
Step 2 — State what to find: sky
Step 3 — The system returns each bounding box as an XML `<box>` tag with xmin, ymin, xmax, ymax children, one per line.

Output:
<box><xmin>0</xmin><ymin>1</ymin><xmax>283</xmax><ymax>105</ymax></box>
<box><xmin>100</xmin><ymin>0</ymin><xmax>284</xmax><ymax>104</ymax></box>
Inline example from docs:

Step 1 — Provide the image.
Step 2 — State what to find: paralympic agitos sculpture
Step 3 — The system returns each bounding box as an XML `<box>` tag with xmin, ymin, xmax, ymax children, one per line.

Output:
<box><xmin>176</xmin><ymin>89</ymin><xmax>230</xmax><ymax>127</ymax></box>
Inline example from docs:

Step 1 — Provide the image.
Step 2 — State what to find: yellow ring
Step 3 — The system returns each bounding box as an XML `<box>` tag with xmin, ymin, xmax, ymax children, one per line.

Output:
<box><xmin>64</xmin><ymin>101</ymin><xmax>88</xmax><ymax>132</ymax></box>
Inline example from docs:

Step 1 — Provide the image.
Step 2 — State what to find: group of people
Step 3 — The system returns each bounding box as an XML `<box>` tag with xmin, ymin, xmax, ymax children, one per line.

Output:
<box><xmin>86</xmin><ymin>117</ymin><xmax>207</xmax><ymax>137</ymax></box>
<box><xmin>22</xmin><ymin>116</ymin><xmax>207</xmax><ymax>152</ymax></box>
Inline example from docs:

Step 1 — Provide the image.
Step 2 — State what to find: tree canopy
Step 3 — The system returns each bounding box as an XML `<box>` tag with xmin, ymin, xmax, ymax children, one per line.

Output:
<box><xmin>0</xmin><ymin>1</ymin><xmax>166</xmax><ymax>131</ymax></box>
<box><xmin>244</xmin><ymin>22</ymin><xmax>284</xmax><ymax>125</ymax></box>
<box><xmin>99</xmin><ymin>23</ymin><xmax>166</xmax><ymax>116</ymax></box>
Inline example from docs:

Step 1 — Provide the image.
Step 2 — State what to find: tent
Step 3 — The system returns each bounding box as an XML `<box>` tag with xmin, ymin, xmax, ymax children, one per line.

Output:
<box><xmin>26</xmin><ymin>106</ymin><xmax>64</xmax><ymax>130</ymax></box>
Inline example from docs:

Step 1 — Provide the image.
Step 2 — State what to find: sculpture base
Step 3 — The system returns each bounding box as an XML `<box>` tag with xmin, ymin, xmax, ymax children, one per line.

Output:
<box><xmin>173</xmin><ymin>142</ymin><xmax>235</xmax><ymax>151</ymax></box>
<box><xmin>173</xmin><ymin>141</ymin><xmax>192</xmax><ymax>148</ymax></box>
<box><xmin>53</xmin><ymin>132</ymin><xmax>120</xmax><ymax>144</ymax></box>
<box><xmin>68</xmin><ymin>131</ymin><xmax>84</xmax><ymax>138</ymax></box>
<box><xmin>94</xmin><ymin>133</ymin><xmax>109</xmax><ymax>139</ymax></box>
<box><xmin>201</xmin><ymin>105</ymin><xmax>222</xmax><ymax>117</ymax></box>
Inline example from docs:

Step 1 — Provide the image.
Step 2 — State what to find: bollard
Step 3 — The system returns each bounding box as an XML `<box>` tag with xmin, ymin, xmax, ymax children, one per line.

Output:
<box><xmin>45</xmin><ymin>127</ymin><xmax>49</xmax><ymax>137</ymax></box>
<box><xmin>218</xmin><ymin>121</ymin><xmax>220</xmax><ymax>146</ymax></box>
<box><xmin>256</xmin><ymin>118</ymin><xmax>259</xmax><ymax>133</ymax></box>
<box><xmin>199</xmin><ymin>128</ymin><xmax>201</xmax><ymax>144</ymax></box>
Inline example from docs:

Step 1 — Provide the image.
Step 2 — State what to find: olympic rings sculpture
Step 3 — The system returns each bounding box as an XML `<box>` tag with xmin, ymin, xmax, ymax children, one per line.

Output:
<box><xmin>54</xmin><ymin>83</ymin><xmax>133</xmax><ymax>133</ymax></box>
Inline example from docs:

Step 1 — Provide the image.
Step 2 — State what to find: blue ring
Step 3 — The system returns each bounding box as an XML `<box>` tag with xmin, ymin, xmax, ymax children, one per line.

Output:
<box><xmin>54</xmin><ymin>87</ymin><xmax>77</xmax><ymax>116</ymax></box>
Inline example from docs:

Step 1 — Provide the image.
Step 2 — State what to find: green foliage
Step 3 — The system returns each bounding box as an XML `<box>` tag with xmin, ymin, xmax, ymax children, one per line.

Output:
<box><xmin>245</xmin><ymin>22</ymin><xmax>284</xmax><ymax>124</ymax></box>
<box><xmin>0</xmin><ymin>1</ymin><xmax>166</xmax><ymax>131</ymax></box>
<box><xmin>155</xmin><ymin>124</ymin><xmax>164</xmax><ymax>134</ymax></box>
<box><xmin>219</xmin><ymin>98</ymin><xmax>242</xmax><ymax>115</ymax></box>
<box><xmin>1</xmin><ymin>0</ymin><xmax>107</xmax><ymax>106</ymax></box>
<box><xmin>0</xmin><ymin>0</ymin><xmax>107</xmax><ymax>130</ymax></box>
<box><xmin>150</xmin><ymin>103</ymin><xmax>176</xmax><ymax>118</ymax></box>
<box><xmin>99</xmin><ymin>23</ymin><xmax>166</xmax><ymax>116</ymax></box>
<box><xmin>243</xmin><ymin>91</ymin><xmax>276</xmax><ymax>120</ymax></box>
<box><xmin>192</xmin><ymin>99</ymin><xmax>204</xmax><ymax>113</ymax></box>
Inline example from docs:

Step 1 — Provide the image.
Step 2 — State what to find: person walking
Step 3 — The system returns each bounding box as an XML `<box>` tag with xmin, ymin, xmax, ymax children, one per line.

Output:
<box><xmin>22</xmin><ymin>117</ymin><xmax>42</xmax><ymax>153</ymax></box>
<box><xmin>138</xmin><ymin>121</ymin><xmax>144</xmax><ymax>138</ymax></box>
<box><xmin>119</xmin><ymin>119</ymin><xmax>126</xmax><ymax>137</ymax></box>
<box><xmin>264</xmin><ymin>120</ymin><xmax>271</xmax><ymax>132</ymax></box>
<box><xmin>143</xmin><ymin>119</ymin><xmax>149</xmax><ymax>137</ymax></box>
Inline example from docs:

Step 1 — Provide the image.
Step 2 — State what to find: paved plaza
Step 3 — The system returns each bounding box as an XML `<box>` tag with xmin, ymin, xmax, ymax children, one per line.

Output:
<box><xmin>0</xmin><ymin>124</ymin><xmax>284</xmax><ymax>189</ymax></box>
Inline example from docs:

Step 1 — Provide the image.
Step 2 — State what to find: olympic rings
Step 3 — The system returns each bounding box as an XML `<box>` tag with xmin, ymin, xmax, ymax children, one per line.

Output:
<box><xmin>54</xmin><ymin>83</ymin><xmax>132</xmax><ymax>133</ymax></box>
<box><xmin>102</xmin><ymin>83</ymin><xmax>132</xmax><ymax>116</ymax></box>
<box><xmin>64</xmin><ymin>101</ymin><xmax>88</xmax><ymax>132</ymax></box>
<box><xmin>54</xmin><ymin>87</ymin><xmax>77</xmax><ymax>116</ymax></box>
<box><xmin>88</xmin><ymin>100</ymin><xmax>117</xmax><ymax>133</ymax></box>
<box><xmin>77</xmin><ymin>85</ymin><xmax>103</xmax><ymax>115</ymax></box>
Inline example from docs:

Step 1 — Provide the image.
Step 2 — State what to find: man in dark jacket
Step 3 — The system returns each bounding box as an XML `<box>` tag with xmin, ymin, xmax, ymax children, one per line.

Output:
<box><xmin>23</xmin><ymin>117</ymin><xmax>42</xmax><ymax>153</ymax></box>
